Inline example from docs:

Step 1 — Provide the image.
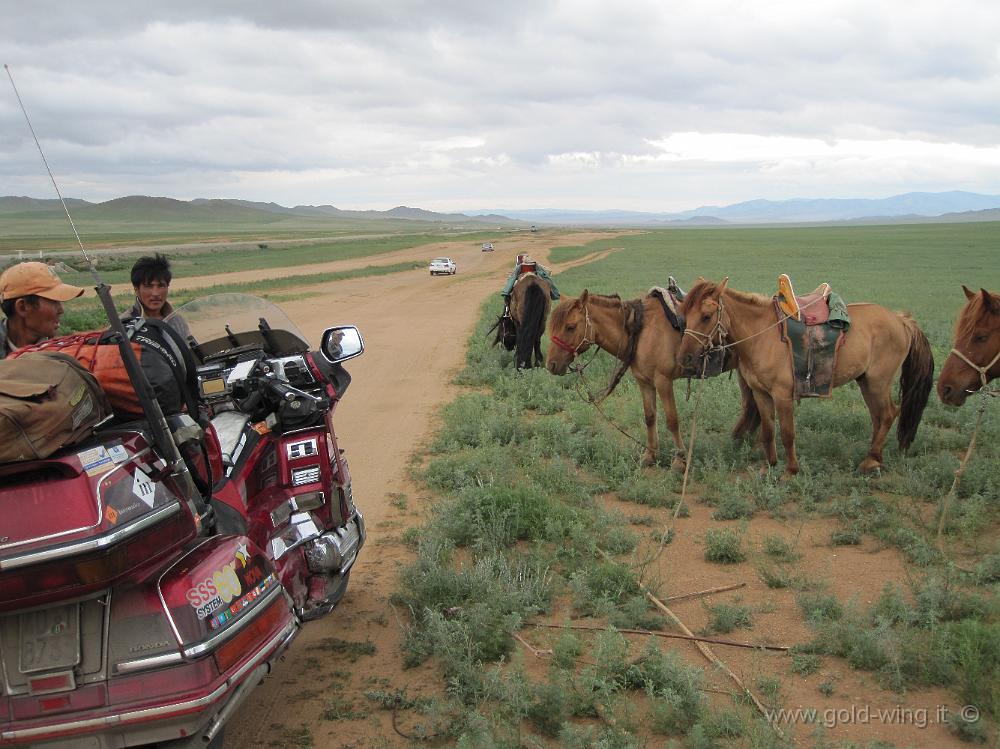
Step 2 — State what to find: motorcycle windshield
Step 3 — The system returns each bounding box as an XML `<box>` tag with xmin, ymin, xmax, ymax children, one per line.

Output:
<box><xmin>175</xmin><ymin>294</ymin><xmax>310</xmax><ymax>358</ymax></box>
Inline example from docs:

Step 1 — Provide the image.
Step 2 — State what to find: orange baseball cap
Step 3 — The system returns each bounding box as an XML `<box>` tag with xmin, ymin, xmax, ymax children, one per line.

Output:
<box><xmin>0</xmin><ymin>262</ymin><xmax>86</xmax><ymax>303</ymax></box>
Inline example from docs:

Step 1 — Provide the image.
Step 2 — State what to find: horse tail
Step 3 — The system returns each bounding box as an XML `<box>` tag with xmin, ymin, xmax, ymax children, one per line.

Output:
<box><xmin>730</xmin><ymin>368</ymin><xmax>761</xmax><ymax>441</ymax></box>
<box><xmin>486</xmin><ymin>316</ymin><xmax>501</xmax><ymax>346</ymax></box>
<box><xmin>897</xmin><ymin>316</ymin><xmax>935</xmax><ymax>451</ymax></box>
<box><xmin>515</xmin><ymin>282</ymin><xmax>547</xmax><ymax>368</ymax></box>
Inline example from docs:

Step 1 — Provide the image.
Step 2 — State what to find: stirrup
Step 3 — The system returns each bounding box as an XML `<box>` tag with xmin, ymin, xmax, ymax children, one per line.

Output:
<box><xmin>776</xmin><ymin>274</ymin><xmax>800</xmax><ymax>321</ymax></box>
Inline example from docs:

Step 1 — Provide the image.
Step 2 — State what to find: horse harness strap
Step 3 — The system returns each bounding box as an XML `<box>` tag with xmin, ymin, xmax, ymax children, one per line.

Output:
<box><xmin>550</xmin><ymin>304</ymin><xmax>595</xmax><ymax>359</ymax></box>
<box><xmin>683</xmin><ymin>297</ymin><xmax>728</xmax><ymax>348</ymax></box>
<box><xmin>949</xmin><ymin>347</ymin><xmax>1000</xmax><ymax>390</ymax></box>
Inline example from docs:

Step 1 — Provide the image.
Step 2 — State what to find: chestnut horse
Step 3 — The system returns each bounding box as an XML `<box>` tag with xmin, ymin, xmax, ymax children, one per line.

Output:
<box><xmin>938</xmin><ymin>286</ymin><xmax>1000</xmax><ymax>406</ymax></box>
<box><xmin>678</xmin><ymin>279</ymin><xmax>934</xmax><ymax>476</ymax></box>
<box><xmin>546</xmin><ymin>290</ymin><xmax>759</xmax><ymax>470</ymax></box>
<box><xmin>509</xmin><ymin>273</ymin><xmax>552</xmax><ymax>369</ymax></box>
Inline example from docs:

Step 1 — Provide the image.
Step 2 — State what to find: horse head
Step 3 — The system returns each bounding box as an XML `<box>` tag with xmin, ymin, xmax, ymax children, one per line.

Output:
<box><xmin>938</xmin><ymin>285</ymin><xmax>1000</xmax><ymax>406</ymax></box>
<box><xmin>677</xmin><ymin>277</ymin><xmax>730</xmax><ymax>373</ymax></box>
<box><xmin>546</xmin><ymin>290</ymin><xmax>594</xmax><ymax>375</ymax></box>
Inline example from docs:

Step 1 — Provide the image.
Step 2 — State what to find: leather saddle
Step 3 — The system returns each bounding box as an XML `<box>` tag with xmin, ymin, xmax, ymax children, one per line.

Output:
<box><xmin>776</xmin><ymin>274</ymin><xmax>831</xmax><ymax>325</ymax></box>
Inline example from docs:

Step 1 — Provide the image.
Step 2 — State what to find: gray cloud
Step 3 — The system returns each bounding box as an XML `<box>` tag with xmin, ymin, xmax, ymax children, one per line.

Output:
<box><xmin>3</xmin><ymin>1</ymin><xmax>1000</xmax><ymax>210</ymax></box>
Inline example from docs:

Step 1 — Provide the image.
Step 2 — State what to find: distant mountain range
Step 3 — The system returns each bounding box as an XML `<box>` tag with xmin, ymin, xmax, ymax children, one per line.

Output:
<box><xmin>0</xmin><ymin>195</ymin><xmax>516</xmax><ymax>226</ymax></box>
<box><xmin>2</xmin><ymin>191</ymin><xmax>1000</xmax><ymax>227</ymax></box>
<box><xmin>471</xmin><ymin>191</ymin><xmax>1000</xmax><ymax>225</ymax></box>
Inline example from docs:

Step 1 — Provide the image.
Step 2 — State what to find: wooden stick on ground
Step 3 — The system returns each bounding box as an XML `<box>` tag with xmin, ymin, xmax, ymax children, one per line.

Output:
<box><xmin>643</xmin><ymin>587</ymin><xmax>784</xmax><ymax>737</ymax></box>
<box><xmin>595</xmin><ymin>548</ymin><xmax>784</xmax><ymax>738</ymax></box>
<box><xmin>514</xmin><ymin>632</ymin><xmax>552</xmax><ymax>658</ymax></box>
<box><xmin>663</xmin><ymin>581</ymin><xmax>747</xmax><ymax>603</ymax></box>
<box><xmin>531</xmin><ymin>622</ymin><xmax>789</xmax><ymax>652</ymax></box>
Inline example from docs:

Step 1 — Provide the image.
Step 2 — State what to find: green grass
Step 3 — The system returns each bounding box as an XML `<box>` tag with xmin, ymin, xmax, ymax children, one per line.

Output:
<box><xmin>389</xmin><ymin>221</ymin><xmax>1000</xmax><ymax>746</ymax></box>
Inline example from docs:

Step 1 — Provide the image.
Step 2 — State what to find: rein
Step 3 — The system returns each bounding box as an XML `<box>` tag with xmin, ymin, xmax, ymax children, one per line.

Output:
<box><xmin>555</xmin><ymin>299</ymin><xmax>649</xmax><ymax>451</ymax></box>
<box><xmin>550</xmin><ymin>305</ymin><xmax>596</xmax><ymax>364</ymax></box>
<box><xmin>684</xmin><ymin>291</ymin><xmax>829</xmax><ymax>360</ymax></box>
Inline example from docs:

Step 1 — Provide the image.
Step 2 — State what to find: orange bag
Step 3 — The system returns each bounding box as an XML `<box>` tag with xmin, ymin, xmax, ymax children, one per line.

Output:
<box><xmin>9</xmin><ymin>323</ymin><xmax>194</xmax><ymax>418</ymax></box>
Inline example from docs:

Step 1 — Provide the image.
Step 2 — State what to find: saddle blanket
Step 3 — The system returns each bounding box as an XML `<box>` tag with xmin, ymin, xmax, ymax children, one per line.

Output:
<box><xmin>647</xmin><ymin>286</ymin><xmax>684</xmax><ymax>332</ymax></box>
<box><xmin>782</xmin><ymin>315</ymin><xmax>845</xmax><ymax>399</ymax></box>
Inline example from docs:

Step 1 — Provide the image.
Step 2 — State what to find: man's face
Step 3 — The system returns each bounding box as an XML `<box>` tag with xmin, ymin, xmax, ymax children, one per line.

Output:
<box><xmin>135</xmin><ymin>279</ymin><xmax>169</xmax><ymax>316</ymax></box>
<box><xmin>17</xmin><ymin>297</ymin><xmax>64</xmax><ymax>343</ymax></box>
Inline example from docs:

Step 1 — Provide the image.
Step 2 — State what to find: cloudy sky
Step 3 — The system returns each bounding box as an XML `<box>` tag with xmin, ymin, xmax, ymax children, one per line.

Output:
<box><xmin>3</xmin><ymin>0</ymin><xmax>1000</xmax><ymax>212</ymax></box>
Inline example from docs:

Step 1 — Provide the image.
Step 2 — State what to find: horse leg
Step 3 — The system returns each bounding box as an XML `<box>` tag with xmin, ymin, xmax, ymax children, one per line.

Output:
<box><xmin>773</xmin><ymin>396</ymin><xmax>799</xmax><ymax>476</ymax></box>
<box><xmin>534</xmin><ymin>337</ymin><xmax>544</xmax><ymax>368</ymax></box>
<box><xmin>751</xmin><ymin>387</ymin><xmax>778</xmax><ymax>474</ymax></box>
<box><xmin>639</xmin><ymin>380</ymin><xmax>659</xmax><ymax>467</ymax></box>
<box><xmin>856</xmin><ymin>374</ymin><xmax>898</xmax><ymax>474</ymax></box>
<box><xmin>655</xmin><ymin>375</ymin><xmax>686</xmax><ymax>472</ymax></box>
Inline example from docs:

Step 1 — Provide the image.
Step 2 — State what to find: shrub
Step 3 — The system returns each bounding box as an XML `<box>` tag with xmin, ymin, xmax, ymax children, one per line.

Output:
<box><xmin>706</xmin><ymin>602</ymin><xmax>754</xmax><ymax>633</ymax></box>
<box><xmin>703</xmin><ymin>528</ymin><xmax>746</xmax><ymax>564</ymax></box>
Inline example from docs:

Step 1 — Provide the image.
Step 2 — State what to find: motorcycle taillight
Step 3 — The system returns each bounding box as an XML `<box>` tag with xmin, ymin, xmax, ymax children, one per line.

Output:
<box><xmin>108</xmin><ymin>657</ymin><xmax>218</xmax><ymax>707</ymax></box>
<box><xmin>213</xmin><ymin>597</ymin><xmax>286</xmax><ymax>672</ymax></box>
<box><xmin>0</xmin><ymin>509</ymin><xmax>194</xmax><ymax>612</ymax></box>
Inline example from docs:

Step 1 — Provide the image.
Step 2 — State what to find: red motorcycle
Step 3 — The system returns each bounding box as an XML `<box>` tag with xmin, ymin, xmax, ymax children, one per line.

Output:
<box><xmin>0</xmin><ymin>293</ymin><xmax>365</xmax><ymax>748</ymax></box>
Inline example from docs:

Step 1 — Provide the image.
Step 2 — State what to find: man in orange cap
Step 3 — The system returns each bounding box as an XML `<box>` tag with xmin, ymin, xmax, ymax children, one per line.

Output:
<box><xmin>0</xmin><ymin>261</ymin><xmax>85</xmax><ymax>357</ymax></box>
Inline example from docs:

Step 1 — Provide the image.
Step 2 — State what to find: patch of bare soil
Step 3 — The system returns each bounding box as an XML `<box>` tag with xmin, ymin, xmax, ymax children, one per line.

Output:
<box><xmin>223</xmin><ymin>231</ymin><xmax>973</xmax><ymax>749</ymax></box>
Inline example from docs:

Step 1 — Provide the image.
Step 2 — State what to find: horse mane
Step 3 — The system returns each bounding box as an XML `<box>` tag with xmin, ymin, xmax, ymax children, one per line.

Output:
<box><xmin>680</xmin><ymin>280</ymin><xmax>771</xmax><ymax>315</ymax></box>
<box><xmin>597</xmin><ymin>299</ymin><xmax>644</xmax><ymax>401</ymax></box>
<box><xmin>551</xmin><ymin>291</ymin><xmax>624</xmax><ymax>328</ymax></box>
<box><xmin>955</xmin><ymin>290</ymin><xmax>1000</xmax><ymax>342</ymax></box>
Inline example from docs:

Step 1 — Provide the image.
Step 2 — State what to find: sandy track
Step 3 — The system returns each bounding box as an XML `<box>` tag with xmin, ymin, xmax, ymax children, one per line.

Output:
<box><xmin>222</xmin><ymin>232</ymin><xmax>622</xmax><ymax>748</ymax></box>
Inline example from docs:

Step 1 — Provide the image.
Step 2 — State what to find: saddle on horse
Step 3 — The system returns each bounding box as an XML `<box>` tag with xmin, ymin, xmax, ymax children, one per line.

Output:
<box><xmin>774</xmin><ymin>274</ymin><xmax>849</xmax><ymax>399</ymax></box>
<box><xmin>776</xmin><ymin>273</ymin><xmax>832</xmax><ymax>325</ymax></box>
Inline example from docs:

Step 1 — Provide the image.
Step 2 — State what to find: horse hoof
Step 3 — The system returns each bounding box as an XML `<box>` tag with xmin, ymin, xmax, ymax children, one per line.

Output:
<box><xmin>670</xmin><ymin>456</ymin><xmax>686</xmax><ymax>473</ymax></box>
<box><xmin>858</xmin><ymin>460</ymin><xmax>882</xmax><ymax>476</ymax></box>
<box><xmin>641</xmin><ymin>453</ymin><xmax>656</xmax><ymax>468</ymax></box>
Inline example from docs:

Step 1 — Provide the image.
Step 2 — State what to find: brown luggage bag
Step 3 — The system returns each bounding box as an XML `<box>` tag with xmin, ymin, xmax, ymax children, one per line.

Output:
<box><xmin>0</xmin><ymin>351</ymin><xmax>111</xmax><ymax>462</ymax></box>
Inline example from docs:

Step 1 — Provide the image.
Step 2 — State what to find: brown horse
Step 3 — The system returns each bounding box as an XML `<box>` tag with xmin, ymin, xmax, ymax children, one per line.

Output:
<box><xmin>678</xmin><ymin>279</ymin><xmax>934</xmax><ymax>476</ymax></box>
<box><xmin>546</xmin><ymin>290</ymin><xmax>760</xmax><ymax>470</ymax></box>
<box><xmin>508</xmin><ymin>273</ymin><xmax>552</xmax><ymax>369</ymax></box>
<box><xmin>938</xmin><ymin>286</ymin><xmax>1000</xmax><ymax>406</ymax></box>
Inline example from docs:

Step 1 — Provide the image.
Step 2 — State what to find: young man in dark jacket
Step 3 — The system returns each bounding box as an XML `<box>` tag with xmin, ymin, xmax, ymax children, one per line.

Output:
<box><xmin>122</xmin><ymin>253</ymin><xmax>191</xmax><ymax>340</ymax></box>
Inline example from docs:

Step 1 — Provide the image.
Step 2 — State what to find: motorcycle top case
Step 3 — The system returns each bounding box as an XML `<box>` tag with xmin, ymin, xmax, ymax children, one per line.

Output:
<box><xmin>0</xmin><ymin>351</ymin><xmax>111</xmax><ymax>462</ymax></box>
<box><xmin>0</xmin><ymin>426</ymin><xmax>199</xmax><ymax>613</ymax></box>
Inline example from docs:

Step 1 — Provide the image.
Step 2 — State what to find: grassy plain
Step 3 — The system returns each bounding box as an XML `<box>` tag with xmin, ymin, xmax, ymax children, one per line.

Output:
<box><xmin>389</xmin><ymin>222</ymin><xmax>1000</xmax><ymax>748</ymax></box>
<box><xmin>42</xmin><ymin>227</ymin><xmax>500</xmax><ymax>332</ymax></box>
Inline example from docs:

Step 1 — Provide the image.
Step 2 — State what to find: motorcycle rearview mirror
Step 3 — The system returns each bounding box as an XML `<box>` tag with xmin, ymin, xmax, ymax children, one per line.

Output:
<box><xmin>321</xmin><ymin>326</ymin><xmax>364</xmax><ymax>364</ymax></box>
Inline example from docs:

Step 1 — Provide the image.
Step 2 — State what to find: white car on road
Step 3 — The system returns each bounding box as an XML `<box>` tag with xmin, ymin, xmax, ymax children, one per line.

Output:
<box><xmin>429</xmin><ymin>257</ymin><xmax>457</xmax><ymax>275</ymax></box>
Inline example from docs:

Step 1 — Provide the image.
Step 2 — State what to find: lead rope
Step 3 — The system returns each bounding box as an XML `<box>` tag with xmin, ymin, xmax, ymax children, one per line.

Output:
<box><xmin>935</xmin><ymin>375</ymin><xmax>999</xmax><ymax>553</ymax></box>
<box><xmin>569</xmin><ymin>303</ymin><xmax>650</xmax><ymax>451</ymax></box>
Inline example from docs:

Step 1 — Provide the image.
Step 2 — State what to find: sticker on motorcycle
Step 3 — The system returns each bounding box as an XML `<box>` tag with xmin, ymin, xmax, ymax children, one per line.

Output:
<box><xmin>77</xmin><ymin>446</ymin><xmax>114</xmax><ymax>476</ymax></box>
<box><xmin>186</xmin><ymin>562</ymin><xmax>244</xmax><ymax>620</ymax></box>
<box><xmin>209</xmin><ymin>571</ymin><xmax>278</xmax><ymax>630</ymax></box>
<box><xmin>186</xmin><ymin>545</ymin><xmax>268</xmax><ymax>622</ymax></box>
<box><xmin>132</xmin><ymin>468</ymin><xmax>156</xmax><ymax>508</ymax></box>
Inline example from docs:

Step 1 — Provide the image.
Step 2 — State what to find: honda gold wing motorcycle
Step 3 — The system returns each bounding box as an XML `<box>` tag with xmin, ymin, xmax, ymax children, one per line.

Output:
<box><xmin>0</xmin><ymin>293</ymin><xmax>366</xmax><ymax>748</ymax></box>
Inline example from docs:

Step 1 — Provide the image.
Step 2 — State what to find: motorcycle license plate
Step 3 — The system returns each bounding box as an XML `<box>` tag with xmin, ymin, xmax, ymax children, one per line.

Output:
<box><xmin>18</xmin><ymin>604</ymin><xmax>81</xmax><ymax>674</ymax></box>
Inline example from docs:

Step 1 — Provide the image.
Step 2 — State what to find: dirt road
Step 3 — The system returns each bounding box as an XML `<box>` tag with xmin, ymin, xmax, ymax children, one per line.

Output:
<box><xmin>218</xmin><ymin>232</ymin><xmax>621</xmax><ymax>748</ymax></box>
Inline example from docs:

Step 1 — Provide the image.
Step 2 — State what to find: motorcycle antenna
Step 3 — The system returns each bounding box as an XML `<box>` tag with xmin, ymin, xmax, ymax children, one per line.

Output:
<box><xmin>5</xmin><ymin>64</ymin><xmax>100</xmax><ymax>284</ymax></box>
<box><xmin>4</xmin><ymin>63</ymin><xmax>203</xmax><ymax>517</ymax></box>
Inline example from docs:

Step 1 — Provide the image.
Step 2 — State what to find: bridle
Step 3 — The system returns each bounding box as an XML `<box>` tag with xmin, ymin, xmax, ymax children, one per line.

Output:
<box><xmin>682</xmin><ymin>297</ymin><xmax>729</xmax><ymax>354</ymax></box>
<box><xmin>947</xmin><ymin>346</ymin><xmax>1000</xmax><ymax>392</ymax></box>
<box><xmin>550</xmin><ymin>304</ymin><xmax>596</xmax><ymax>362</ymax></box>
